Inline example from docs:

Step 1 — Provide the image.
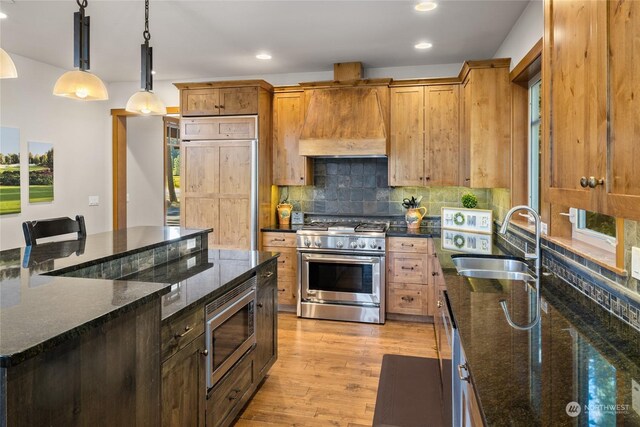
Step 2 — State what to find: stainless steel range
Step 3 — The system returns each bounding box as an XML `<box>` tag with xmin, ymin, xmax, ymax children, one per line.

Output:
<box><xmin>296</xmin><ymin>221</ymin><xmax>388</xmax><ymax>324</ymax></box>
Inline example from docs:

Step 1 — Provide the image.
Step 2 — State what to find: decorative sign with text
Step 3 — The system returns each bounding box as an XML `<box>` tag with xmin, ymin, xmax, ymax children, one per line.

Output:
<box><xmin>441</xmin><ymin>207</ymin><xmax>493</xmax><ymax>234</ymax></box>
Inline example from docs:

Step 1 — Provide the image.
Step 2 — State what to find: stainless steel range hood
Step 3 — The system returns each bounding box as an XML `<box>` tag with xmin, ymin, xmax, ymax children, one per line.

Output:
<box><xmin>298</xmin><ymin>76</ymin><xmax>390</xmax><ymax>158</ymax></box>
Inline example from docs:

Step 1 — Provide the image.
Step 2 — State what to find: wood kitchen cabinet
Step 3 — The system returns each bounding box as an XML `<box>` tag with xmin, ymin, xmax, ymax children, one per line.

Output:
<box><xmin>544</xmin><ymin>0</ymin><xmax>640</xmax><ymax>220</ymax></box>
<box><xmin>181</xmin><ymin>87</ymin><xmax>258</xmax><ymax>117</ymax></box>
<box><xmin>272</xmin><ymin>91</ymin><xmax>313</xmax><ymax>185</ymax></box>
<box><xmin>255</xmin><ymin>260</ymin><xmax>278</xmax><ymax>379</ymax></box>
<box><xmin>386</xmin><ymin>237</ymin><xmax>435</xmax><ymax>317</ymax></box>
<box><xmin>388</xmin><ymin>85</ymin><xmax>460</xmax><ymax>187</ymax></box>
<box><xmin>459</xmin><ymin>60</ymin><xmax>511</xmax><ymax>188</ymax></box>
<box><xmin>262</xmin><ymin>231</ymin><xmax>298</xmax><ymax>308</ymax></box>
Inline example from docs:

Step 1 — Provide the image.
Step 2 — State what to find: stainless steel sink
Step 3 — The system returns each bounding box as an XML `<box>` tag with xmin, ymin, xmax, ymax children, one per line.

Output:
<box><xmin>451</xmin><ymin>256</ymin><xmax>535</xmax><ymax>281</ymax></box>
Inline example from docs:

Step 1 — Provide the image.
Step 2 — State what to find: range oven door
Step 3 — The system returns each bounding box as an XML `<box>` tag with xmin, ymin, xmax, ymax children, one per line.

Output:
<box><xmin>299</xmin><ymin>252</ymin><xmax>384</xmax><ymax>305</ymax></box>
<box><xmin>205</xmin><ymin>285</ymin><xmax>256</xmax><ymax>390</ymax></box>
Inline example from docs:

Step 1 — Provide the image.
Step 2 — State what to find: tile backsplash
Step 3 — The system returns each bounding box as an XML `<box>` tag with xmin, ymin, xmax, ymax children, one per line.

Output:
<box><xmin>278</xmin><ymin>158</ymin><xmax>490</xmax><ymax>216</ymax></box>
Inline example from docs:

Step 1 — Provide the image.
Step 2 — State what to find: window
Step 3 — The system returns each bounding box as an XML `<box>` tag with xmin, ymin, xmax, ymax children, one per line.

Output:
<box><xmin>164</xmin><ymin>117</ymin><xmax>180</xmax><ymax>226</ymax></box>
<box><xmin>528</xmin><ymin>76</ymin><xmax>542</xmax><ymax>213</ymax></box>
<box><xmin>566</xmin><ymin>208</ymin><xmax>617</xmax><ymax>250</ymax></box>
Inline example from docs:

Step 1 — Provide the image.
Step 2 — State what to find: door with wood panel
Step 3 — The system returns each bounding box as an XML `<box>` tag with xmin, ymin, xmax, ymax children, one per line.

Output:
<box><xmin>218</xmin><ymin>87</ymin><xmax>259</xmax><ymax>115</ymax></box>
<box><xmin>273</xmin><ymin>92</ymin><xmax>313</xmax><ymax>185</ymax></box>
<box><xmin>389</xmin><ymin>87</ymin><xmax>424</xmax><ymax>186</ymax></box>
<box><xmin>544</xmin><ymin>0</ymin><xmax>604</xmax><ymax>211</ymax></box>
<box><xmin>425</xmin><ymin>85</ymin><xmax>460</xmax><ymax>186</ymax></box>
<box><xmin>459</xmin><ymin>77</ymin><xmax>471</xmax><ymax>186</ymax></box>
<box><xmin>181</xmin><ymin>89</ymin><xmax>220</xmax><ymax>116</ymax></box>
<box><xmin>604</xmin><ymin>0</ymin><xmax>640</xmax><ymax>220</ymax></box>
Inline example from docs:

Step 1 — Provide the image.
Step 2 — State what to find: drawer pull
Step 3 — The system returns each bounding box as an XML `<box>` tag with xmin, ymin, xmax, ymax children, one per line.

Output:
<box><xmin>401</xmin><ymin>296</ymin><xmax>415</xmax><ymax>303</ymax></box>
<box><xmin>272</xmin><ymin>238</ymin><xmax>286</xmax><ymax>242</ymax></box>
<box><xmin>175</xmin><ymin>325</ymin><xmax>193</xmax><ymax>339</ymax></box>
<box><xmin>278</xmin><ymin>260</ymin><xmax>286</xmax><ymax>264</ymax></box>
<box><xmin>262</xmin><ymin>271</ymin><xmax>275</xmax><ymax>278</ymax></box>
<box><xmin>458</xmin><ymin>364</ymin><xmax>470</xmax><ymax>382</ymax></box>
<box><xmin>437</xmin><ymin>300</ymin><xmax>443</xmax><ymax>308</ymax></box>
<box><xmin>227</xmin><ymin>388</ymin><xmax>241</xmax><ymax>401</ymax></box>
<box><xmin>432</xmin><ymin>272</ymin><xmax>439</xmax><ymax>276</ymax></box>
<box><xmin>401</xmin><ymin>243</ymin><xmax>414</xmax><ymax>247</ymax></box>
<box><xmin>401</xmin><ymin>266</ymin><xmax>415</xmax><ymax>270</ymax></box>
<box><xmin>257</xmin><ymin>303</ymin><xmax>264</xmax><ymax>308</ymax></box>
<box><xmin>278</xmin><ymin>288</ymin><xmax>286</xmax><ymax>293</ymax></box>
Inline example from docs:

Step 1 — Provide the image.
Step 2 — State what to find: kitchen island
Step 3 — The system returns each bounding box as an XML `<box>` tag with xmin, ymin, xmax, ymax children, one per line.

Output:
<box><xmin>0</xmin><ymin>226</ymin><xmax>278</xmax><ymax>427</ymax></box>
<box><xmin>433</xmin><ymin>233</ymin><xmax>640</xmax><ymax>426</ymax></box>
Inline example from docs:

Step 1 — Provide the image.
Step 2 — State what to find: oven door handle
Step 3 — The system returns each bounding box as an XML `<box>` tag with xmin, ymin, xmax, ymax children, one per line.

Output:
<box><xmin>303</xmin><ymin>256</ymin><xmax>379</xmax><ymax>265</ymax></box>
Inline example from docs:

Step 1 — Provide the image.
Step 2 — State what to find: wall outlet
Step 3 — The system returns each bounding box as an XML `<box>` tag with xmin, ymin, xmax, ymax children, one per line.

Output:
<box><xmin>88</xmin><ymin>196</ymin><xmax>99</xmax><ymax>206</ymax></box>
<box><xmin>632</xmin><ymin>247</ymin><xmax>640</xmax><ymax>280</ymax></box>
<box><xmin>541</xmin><ymin>222</ymin><xmax>548</xmax><ymax>235</ymax></box>
<box><xmin>633</xmin><ymin>379</ymin><xmax>640</xmax><ymax>415</ymax></box>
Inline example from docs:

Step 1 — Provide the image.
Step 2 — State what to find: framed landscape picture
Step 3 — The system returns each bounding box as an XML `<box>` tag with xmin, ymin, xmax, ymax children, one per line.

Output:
<box><xmin>0</xmin><ymin>127</ymin><xmax>21</xmax><ymax>215</ymax></box>
<box><xmin>28</xmin><ymin>141</ymin><xmax>54</xmax><ymax>203</ymax></box>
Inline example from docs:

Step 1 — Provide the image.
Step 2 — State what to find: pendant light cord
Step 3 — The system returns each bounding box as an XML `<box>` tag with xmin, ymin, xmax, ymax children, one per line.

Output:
<box><xmin>143</xmin><ymin>0</ymin><xmax>151</xmax><ymax>42</ymax></box>
<box><xmin>77</xmin><ymin>0</ymin><xmax>87</xmax><ymax>14</ymax></box>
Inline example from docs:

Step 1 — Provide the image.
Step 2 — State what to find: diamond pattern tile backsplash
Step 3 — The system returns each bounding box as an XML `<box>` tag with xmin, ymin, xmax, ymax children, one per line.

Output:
<box><xmin>278</xmin><ymin>158</ymin><xmax>490</xmax><ymax>216</ymax></box>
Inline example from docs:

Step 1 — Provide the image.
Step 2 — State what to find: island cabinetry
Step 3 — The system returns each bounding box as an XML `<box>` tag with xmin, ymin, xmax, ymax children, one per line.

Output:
<box><xmin>261</xmin><ymin>231</ymin><xmax>298</xmax><ymax>308</ymax></box>
<box><xmin>255</xmin><ymin>260</ymin><xmax>278</xmax><ymax>379</ymax></box>
<box><xmin>386</xmin><ymin>237</ymin><xmax>435</xmax><ymax>317</ymax></box>
<box><xmin>3</xmin><ymin>299</ymin><xmax>161</xmax><ymax>427</ymax></box>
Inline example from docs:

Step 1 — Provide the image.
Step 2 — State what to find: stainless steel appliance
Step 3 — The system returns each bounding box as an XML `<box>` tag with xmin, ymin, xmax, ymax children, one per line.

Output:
<box><xmin>435</xmin><ymin>289</ymin><xmax>456</xmax><ymax>426</ymax></box>
<box><xmin>296</xmin><ymin>222</ymin><xmax>387</xmax><ymax>324</ymax></box>
<box><xmin>205</xmin><ymin>276</ymin><xmax>257</xmax><ymax>389</ymax></box>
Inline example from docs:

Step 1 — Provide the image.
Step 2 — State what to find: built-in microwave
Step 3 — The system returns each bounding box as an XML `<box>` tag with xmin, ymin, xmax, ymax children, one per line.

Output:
<box><xmin>205</xmin><ymin>277</ymin><xmax>256</xmax><ymax>389</ymax></box>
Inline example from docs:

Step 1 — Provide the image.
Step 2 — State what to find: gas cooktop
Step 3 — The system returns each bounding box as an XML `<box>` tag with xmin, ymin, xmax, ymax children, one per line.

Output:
<box><xmin>300</xmin><ymin>221</ymin><xmax>389</xmax><ymax>233</ymax></box>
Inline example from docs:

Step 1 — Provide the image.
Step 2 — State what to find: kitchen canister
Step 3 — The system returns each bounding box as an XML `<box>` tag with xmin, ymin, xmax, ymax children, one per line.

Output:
<box><xmin>277</xmin><ymin>203</ymin><xmax>294</xmax><ymax>225</ymax></box>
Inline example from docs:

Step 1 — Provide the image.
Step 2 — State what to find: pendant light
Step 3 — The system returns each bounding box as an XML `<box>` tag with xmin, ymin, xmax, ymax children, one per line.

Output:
<box><xmin>53</xmin><ymin>0</ymin><xmax>108</xmax><ymax>101</ymax></box>
<box><xmin>0</xmin><ymin>48</ymin><xmax>18</xmax><ymax>79</ymax></box>
<box><xmin>125</xmin><ymin>0</ymin><xmax>166</xmax><ymax>115</ymax></box>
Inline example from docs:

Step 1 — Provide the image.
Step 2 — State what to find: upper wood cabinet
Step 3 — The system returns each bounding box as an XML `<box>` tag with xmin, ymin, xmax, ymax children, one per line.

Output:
<box><xmin>544</xmin><ymin>0</ymin><xmax>640</xmax><ymax>220</ymax></box>
<box><xmin>272</xmin><ymin>91</ymin><xmax>313</xmax><ymax>185</ymax></box>
<box><xmin>459</xmin><ymin>61</ymin><xmax>511</xmax><ymax>188</ymax></box>
<box><xmin>180</xmin><ymin>87</ymin><xmax>259</xmax><ymax>117</ymax></box>
<box><xmin>388</xmin><ymin>85</ymin><xmax>460</xmax><ymax>187</ymax></box>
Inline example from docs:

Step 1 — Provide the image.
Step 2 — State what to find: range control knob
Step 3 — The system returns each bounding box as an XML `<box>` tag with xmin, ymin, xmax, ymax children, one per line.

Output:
<box><xmin>314</xmin><ymin>239</ymin><xmax>322</xmax><ymax>248</ymax></box>
<box><xmin>370</xmin><ymin>241</ymin><xmax>377</xmax><ymax>249</ymax></box>
<box><xmin>304</xmin><ymin>238</ymin><xmax>311</xmax><ymax>247</ymax></box>
<box><xmin>336</xmin><ymin>240</ymin><xmax>344</xmax><ymax>248</ymax></box>
<box><xmin>358</xmin><ymin>241</ymin><xmax>366</xmax><ymax>248</ymax></box>
<box><xmin>350</xmin><ymin>241</ymin><xmax>358</xmax><ymax>249</ymax></box>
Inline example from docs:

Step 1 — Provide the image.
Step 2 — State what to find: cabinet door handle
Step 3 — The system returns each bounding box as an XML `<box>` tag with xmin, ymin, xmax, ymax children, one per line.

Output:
<box><xmin>257</xmin><ymin>303</ymin><xmax>264</xmax><ymax>308</ymax></box>
<box><xmin>419</xmin><ymin>177</ymin><xmax>423</xmax><ymax>180</ymax></box>
<box><xmin>278</xmin><ymin>288</ymin><xmax>286</xmax><ymax>293</ymax></box>
<box><xmin>437</xmin><ymin>300</ymin><xmax>443</xmax><ymax>308</ymax></box>
<box><xmin>175</xmin><ymin>325</ymin><xmax>193</xmax><ymax>339</ymax></box>
<box><xmin>458</xmin><ymin>363</ymin><xmax>470</xmax><ymax>382</ymax></box>
<box><xmin>401</xmin><ymin>296</ymin><xmax>415</xmax><ymax>303</ymax></box>
<box><xmin>262</xmin><ymin>271</ymin><xmax>274</xmax><ymax>278</ymax></box>
<box><xmin>401</xmin><ymin>266</ymin><xmax>415</xmax><ymax>270</ymax></box>
<box><xmin>272</xmin><ymin>238</ymin><xmax>286</xmax><ymax>242</ymax></box>
<box><xmin>401</xmin><ymin>243</ymin><xmax>414</xmax><ymax>247</ymax></box>
<box><xmin>300</xmin><ymin>177</ymin><xmax>304</xmax><ymax>181</ymax></box>
<box><xmin>580</xmin><ymin>176</ymin><xmax>589</xmax><ymax>188</ymax></box>
<box><xmin>214</xmin><ymin>105</ymin><xmax>220</xmax><ymax>109</ymax></box>
<box><xmin>432</xmin><ymin>272</ymin><xmax>439</xmax><ymax>276</ymax></box>
<box><xmin>228</xmin><ymin>389</ymin><xmax>241</xmax><ymax>401</ymax></box>
<box><xmin>201</xmin><ymin>349</ymin><xmax>209</xmax><ymax>356</ymax></box>
<box><xmin>425</xmin><ymin>176</ymin><xmax>431</xmax><ymax>181</ymax></box>
<box><xmin>278</xmin><ymin>260</ymin><xmax>286</xmax><ymax>264</ymax></box>
<box><xmin>219</xmin><ymin>105</ymin><xmax>225</xmax><ymax>109</ymax></box>
<box><xmin>587</xmin><ymin>176</ymin><xmax>605</xmax><ymax>188</ymax></box>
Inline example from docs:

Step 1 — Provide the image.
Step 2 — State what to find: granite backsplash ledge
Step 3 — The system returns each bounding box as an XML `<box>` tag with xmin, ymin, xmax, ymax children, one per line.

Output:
<box><xmin>278</xmin><ymin>158</ymin><xmax>490</xmax><ymax>216</ymax></box>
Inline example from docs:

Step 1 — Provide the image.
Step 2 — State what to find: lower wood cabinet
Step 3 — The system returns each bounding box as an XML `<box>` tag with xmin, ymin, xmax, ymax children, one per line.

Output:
<box><xmin>386</xmin><ymin>237</ymin><xmax>436</xmax><ymax>317</ymax></box>
<box><xmin>162</xmin><ymin>334</ymin><xmax>206</xmax><ymax>427</ymax></box>
<box><xmin>262</xmin><ymin>231</ymin><xmax>298</xmax><ymax>307</ymax></box>
<box><xmin>206</xmin><ymin>351</ymin><xmax>255</xmax><ymax>427</ymax></box>
<box><xmin>255</xmin><ymin>261</ymin><xmax>278</xmax><ymax>379</ymax></box>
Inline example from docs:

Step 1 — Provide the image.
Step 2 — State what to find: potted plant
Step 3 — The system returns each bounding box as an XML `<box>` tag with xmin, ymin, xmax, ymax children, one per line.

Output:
<box><xmin>461</xmin><ymin>193</ymin><xmax>478</xmax><ymax>209</ymax></box>
<box><xmin>402</xmin><ymin>196</ymin><xmax>426</xmax><ymax>229</ymax></box>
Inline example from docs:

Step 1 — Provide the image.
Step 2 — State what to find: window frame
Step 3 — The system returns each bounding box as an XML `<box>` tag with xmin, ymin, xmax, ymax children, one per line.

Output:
<box><xmin>568</xmin><ymin>208</ymin><xmax>617</xmax><ymax>251</ymax></box>
<box><xmin>527</xmin><ymin>73</ymin><xmax>542</xmax><ymax>214</ymax></box>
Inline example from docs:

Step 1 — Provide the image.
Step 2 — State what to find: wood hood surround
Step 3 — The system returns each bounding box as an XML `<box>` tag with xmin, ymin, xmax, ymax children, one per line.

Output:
<box><xmin>298</xmin><ymin>62</ymin><xmax>391</xmax><ymax>157</ymax></box>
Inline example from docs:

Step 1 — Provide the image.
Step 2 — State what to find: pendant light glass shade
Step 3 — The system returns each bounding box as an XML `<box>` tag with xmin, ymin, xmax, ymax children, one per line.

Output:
<box><xmin>0</xmin><ymin>48</ymin><xmax>18</xmax><ymax>79</ymax></box>
<box><xmin>126</xmin><ymin>90</ymin><xmax>167</xmax><ymax>115</ymax></box>
<box><xmin>53</xmin><ymin>70</ymin><xmax>108</xmax><ymax>100</ymax></box>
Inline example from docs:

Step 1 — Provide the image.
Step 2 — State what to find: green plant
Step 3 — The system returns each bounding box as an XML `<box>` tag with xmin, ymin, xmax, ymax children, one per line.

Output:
<box><xmin>461</xmin><ymin>193</ymin><xmax>478</xmax><ymax>209</ymax></box>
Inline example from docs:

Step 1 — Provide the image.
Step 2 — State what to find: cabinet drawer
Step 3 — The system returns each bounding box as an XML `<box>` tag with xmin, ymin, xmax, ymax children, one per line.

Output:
<box><xmin>276</xmin><ymin>277</ymin><xmax>297</xmax><ymax>306</ymax></box>
<box><xmin>207</xmin><ymin>351</ymin><xmax>254</xmax><ymax>427</ymax></box>
<box><xmin>262</xmin><ymin>232</ymin><xmax>297</xmax><ymax>248</ymax></box>
<box><xmin>387</xmin><ymin>283</ymin><xmax>430</xmax><ymax>316</ymax></box>
<box><xmin>182</xmin><ymin>117</ymin><xmax>257</xmax><ymax>141</ymax></box>
<box><xmin>388</xmin><ymin>252</ymin><xmax>429</xmax><ymax>284</ymax></box>
<box><xmin>162</xmin><ymin>306</ymin><xmax>205</xmax><ymax>362</ymax></box>
<box><xmin>262</xmin><ymin>247</ymin><xmax>297</xmax><ymax>277</ymax></box>
<box><xmin>388</xmin><ymin>237</ymin><xmax>432</xmax><ymax>253</ymax></box>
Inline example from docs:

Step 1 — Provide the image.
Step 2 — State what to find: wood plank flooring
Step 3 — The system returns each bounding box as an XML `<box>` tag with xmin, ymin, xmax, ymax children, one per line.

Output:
<box><xmin>237</xmin><ymin>313</ymin><xmax>438</xmax><ymax>426</ymax></box>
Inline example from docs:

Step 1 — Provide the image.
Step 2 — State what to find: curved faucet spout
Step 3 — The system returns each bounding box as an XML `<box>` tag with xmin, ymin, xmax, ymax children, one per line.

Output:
<box><xmin>499</xmin><ymin>299</ymin><xmax>541</xmax><ymax>331</ymax></box>
<box><xmin>499</xmin><ymin>205</ymin><xmax>542</xmax><ymax>273</ymax></box>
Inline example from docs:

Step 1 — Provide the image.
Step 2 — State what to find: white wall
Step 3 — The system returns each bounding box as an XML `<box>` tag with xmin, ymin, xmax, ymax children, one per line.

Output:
<box><xmin>493</xmin><ymin>0</ymin><xmax>543</xmax><ymax>70</ymax></box>
<box><xmin>0</xmin><ymin>53</ymin><xmax>110</xmax><ymax>250</ymax></box>
<box><xmin>126</xmin><ymin>116</ymin><xmax>165</xmax><ymax>228</ymax></box>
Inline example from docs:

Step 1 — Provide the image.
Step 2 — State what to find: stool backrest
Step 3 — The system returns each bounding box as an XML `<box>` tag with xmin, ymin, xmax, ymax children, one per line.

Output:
<box><xmin>22</xmin><ymin>215</ymin><xmax>87</xmax><ymax>246</ymax></box>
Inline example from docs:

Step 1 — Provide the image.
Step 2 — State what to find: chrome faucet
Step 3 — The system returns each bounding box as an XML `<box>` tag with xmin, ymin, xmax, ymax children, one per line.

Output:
<box><xmin>499</xmin><ymin>205</ymin><xmax>541</xmax><ymax>272</ymax></box>
<box><xmin>499</xmin><ymin>205</ymin><xmax>542</xmax><ymax>331</ymax></box>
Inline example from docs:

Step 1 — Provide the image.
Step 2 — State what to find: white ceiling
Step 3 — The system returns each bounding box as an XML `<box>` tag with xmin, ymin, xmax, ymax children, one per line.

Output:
<box><xmin>0</xmin><ymin>0</ymin><xmax>529</xmax><ymax>83</ymax></box>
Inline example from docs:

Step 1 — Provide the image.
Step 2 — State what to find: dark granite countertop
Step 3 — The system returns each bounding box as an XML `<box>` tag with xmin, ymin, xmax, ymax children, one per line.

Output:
<box><xmin>123</xmin><ymin>249</ymin><xmax>278</xmax><ymax>321</ymax></box>
<box><xmin>261</xmin><ymin>224</ymin><xmax>303</xmax><ymax>233</ymax></box>
<box><xmin>0</xmin><ymin>226</ymin><xmax>209</xmax><ymax>367</ymax></box>
<box><xmin>433</xmin><ymin>236</ymin><xmax>640</xmax><ymax>426</ymax></box>
<box><xmin>386</xmin><ymin>226</ymin><xmax>438</xmax><ymax>238</ymax></box>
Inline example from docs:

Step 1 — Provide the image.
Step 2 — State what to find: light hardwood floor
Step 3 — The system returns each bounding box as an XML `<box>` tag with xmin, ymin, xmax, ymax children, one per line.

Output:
<box><xmin>237</xmin><ymin>313</ymin><xmax>438</xmax><ymax>426</ymax></box>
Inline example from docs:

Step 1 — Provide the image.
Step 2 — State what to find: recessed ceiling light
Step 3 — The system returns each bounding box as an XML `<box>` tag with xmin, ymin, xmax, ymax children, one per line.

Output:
<box><xmin>414</xmin><ymin>2</ymin><xmax>437</xmax><ymax>12</ymax></box>
<box><xmin>0</xmin><ymin>12</ymin><xmax>8</xmax><ymax>19</ymax></box>
<box><xmin>256</xmin><ymin>53</ymin><xmax>272</xmax><ymax>60</ymax></box>
<box><xmin>414</xmin><ymin>42</ymin><xmax>433</xmax><ymax>50</ymax></box>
